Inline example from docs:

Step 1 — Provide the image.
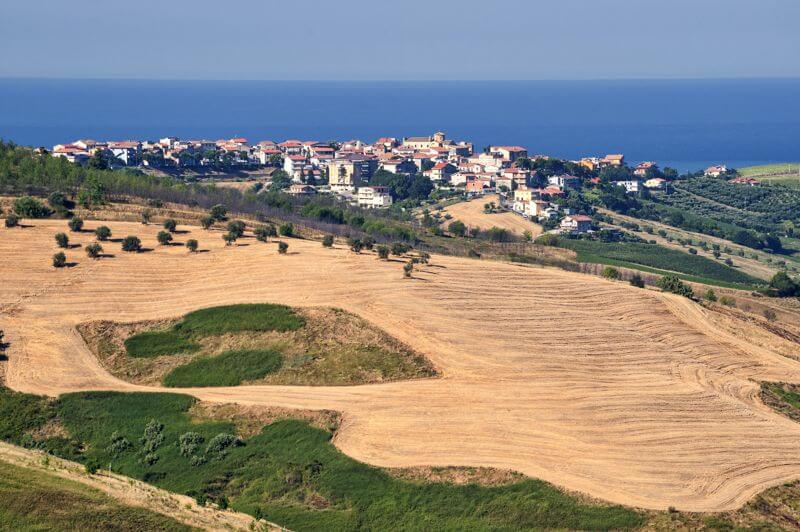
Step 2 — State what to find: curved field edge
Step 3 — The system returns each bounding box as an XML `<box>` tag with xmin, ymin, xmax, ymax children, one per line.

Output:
<box><xmin>78</xmin><ymin>305</ymin><xmax>437</xmax><ymax>388</ymax></box>
<box><xmin>0</xmin><ymin>387</ymin><xmax>644</xmax><ymax>531</ymax></box>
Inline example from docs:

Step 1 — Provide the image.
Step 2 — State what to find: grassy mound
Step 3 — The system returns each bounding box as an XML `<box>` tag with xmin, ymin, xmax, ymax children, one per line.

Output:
<box><xmin>124</xmin><ymin>331</ymin><xmax>200</xmax><ymax>358</ymax></box>
<box><xmin>176</xmin><ymin>304</ymin><xmax>305</xmax><ymax>336</ymax></box>
<box><xmin>0</xmin><ymin>388</ymin><xmax>644</xmax><ymax>530</ymax></box>
<box><xmin>0</xmin><ymin>461</ymin><xmax>191</xmax><ymax>531</ymax></box>
<box><xmin>163</xmin><ymin>349</ymin><xmax>282</xmax><ymax>387</ymax></box>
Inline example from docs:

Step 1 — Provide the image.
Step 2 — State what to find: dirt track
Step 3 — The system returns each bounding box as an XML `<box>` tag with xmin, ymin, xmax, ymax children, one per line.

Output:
<box><xmin>440</xmin><ymin>195</ymin><xmax>543</xmax><ymax>236</ymax></box>
<box><xmin>4</xmin><ymin>219</ymin><xmax>800</xmax><ymax>512</ymax></box>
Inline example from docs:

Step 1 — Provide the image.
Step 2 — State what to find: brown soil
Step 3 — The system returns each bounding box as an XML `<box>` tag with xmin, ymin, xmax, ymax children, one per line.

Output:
<box><xmin>77</xmin><ymin>307</ymin><xmax>436</xmax><ymax>387</ymax></box>
<box><xmin>188</xmin><ymin>401</ymin><xmax>340</xmax><ymax>439</ymax></box>
<box><xmin>388</xmin><ymin>466</ymin><xmax>525</xmax><ymax>487</ymax></box>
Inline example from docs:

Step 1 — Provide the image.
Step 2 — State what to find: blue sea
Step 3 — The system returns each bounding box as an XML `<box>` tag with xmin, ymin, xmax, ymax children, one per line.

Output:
<box><xmin>1</xmin><ymin>78</ymin><xmax>798</xmax><ymax>173</ymax></box>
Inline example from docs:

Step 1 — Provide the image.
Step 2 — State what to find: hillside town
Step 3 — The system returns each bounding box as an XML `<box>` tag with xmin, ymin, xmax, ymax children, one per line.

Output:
<box><xmin>49</xmin><ymin>133</ymin><xmax>737</xmax><ymax>234</ymax></box>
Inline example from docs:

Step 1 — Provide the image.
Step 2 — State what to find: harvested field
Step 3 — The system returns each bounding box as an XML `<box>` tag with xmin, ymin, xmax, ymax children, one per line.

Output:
<box><xmin>5</xmin><ymin>219</ymin><xmax>800</xmax><ymax>512</ymax></box>
<box><xmin>439</xmin><ymin>194</ymin><xmax>543</xmax><ymax>236</ymax></box>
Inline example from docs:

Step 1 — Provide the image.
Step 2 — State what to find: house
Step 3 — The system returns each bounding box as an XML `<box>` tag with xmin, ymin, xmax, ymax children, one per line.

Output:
<box><xmin>579</xmin><ymin>157</ymin><xmax>601</xmax><ymax>171</ymax></box>
<box><xmin>287</xmin><ymin>184</ymin><xmax>317</xmax><ymax>195</ymax></box>
<box><xmin>283</xmin><ymin>155</ymin><xmax>307</xmax><ymax>179</ymax></box>
<box><xmin>501</xmin><ymin>167</ymin><xmax>531</xmax><ymax>187</ymax></box>
<box><xmin>328</xmin><ymin>157</ymin><xmax>367</xmax><ymax>191</ymax></box>
<box><xmin>560</xmin><ymin>215</ymin><xmax>593</xmax><ymax>233</ymax></box>
<box><xmin>528</xmin><ymin>200</ymin><xmax>551</xmax><ymax>218</ymax></box>
<box><xmin>494</xmin><ymin>176</ymin><xmax>514</xmax><ymax>193</ymax></box>
<box><xmin>601</xmin><ymin>154</ymin><xmax>625</xmax><ymax>167</ymax></box>
<box><xmin>729</xmin><ymin>176</ymin><xmax>761</xmax><ymax>186</ymax></box>
<box><xmin>51</xmin><ymin>144</ymin><xmax>90</xmax><ymax>164</ymax></box>
<box><xmin>402</xmin><ymin>132</ymin><xmax>447</xmax><ymax>150</ymax></box>
<box><xmin>613</xmin><ymin>180</ymin><xmax>641</xmax><ymax>194</ymax></box>
<box><xmin>465</xmin><ymin>176</ymin><xmax>493</xmax><ymax>195</ymax></box>
<box><xmin>278</xmin><ymin>140</ymin><xmax>304</xmax><ymax>155</ymax></box>
<box><xmin>548</xmin><ymin>174</ymin><xmax>581</xmax><ymax>189</ymax></box>
<box><xmin>489</xmin><ymin>145</ymin><xmax>528</xmax><ymax>163</ymax></box>
<box><xmin>644</xmin><ymin>177</ymin><xmax>667</xmax><ymax>190</ymax></box>
<box><xmin>705</xmin><ymin>165</ymin><xmax>728</xmax><ymax>177</ymax></box>
<box><xmin>514</xmin><ymin>187</ymin><xmax>535</xmax><ymax>204</ymax></box>
<box><xmin>107</xmin><ymin>141</ymin><xmax>142</xmax><ymax>166</ymax></box>
<box><xmin>634</xmin><ymin>161</ymin><xmax>658</xmax><ymax>177</ymax></box>
<box><xmin>380</xmin><ymin>158</ymin><xmax>417</xmax><ymax>175</ymax></box>
<box><xmin>357</xmin><ymin>186</ymin><xmax>393</xmax><ymax>209</ymax></box>
<box><xmin>425</xmin><ymin>162</ymin><xmax>456</xmax><ymax>182</ymax></box>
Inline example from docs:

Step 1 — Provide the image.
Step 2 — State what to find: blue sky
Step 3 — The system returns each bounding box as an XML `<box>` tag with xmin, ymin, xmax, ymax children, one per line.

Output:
<box><xmin>2</xmin><ymin>0</ymin><xmax>799</xmax><ymax>80</ymax></box>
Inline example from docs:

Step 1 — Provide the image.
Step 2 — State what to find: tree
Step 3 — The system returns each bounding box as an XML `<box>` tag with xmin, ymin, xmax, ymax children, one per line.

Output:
<box><xmin>269</xmin><ymin>170</ymin><xmax>293</xmax><ymax>192</ymax></box>
<box><xmin>200</xmin><ymin>215</ymin><xmax>214</xmax><ymax>229</ymax></box>
<box><xmin>768</xmin><ymin>271</ymin><xmax>798</xmax><ymax>297</ymax></box>
<box><xmin>210</xmin><ymin>204</ymin><xmax>227</xmax><ymax>221</ymax></box>
<box><xmin>703</xmin><ymin>289</ymin><xmax>718</xmax><ymax>302</ymax></box>
<box><xmin>86</xmin><ymin>243</ymin><xmax>103</xmax><ymax>259</ymax></box>
<box><xmin>47</xmin><ymin>191</ymin><xmax>70</xmax><ymax>214</ymax></box>
<box><xmin>88</xmin><ymin>150</ymin><xmax>109</xmax><ymax>170</ymax></box>
<box><xmin>95</xmin><ymin>226</ymin><xmax>112</xmax><ymax>241</ymax></box>
<box><xmin>157</xmin><ymin>231</ymin><xmax>173</xmax><ymax>245</ymax></box>
<box><xmin>403</xmin><ymin>260</ymin><xmax>414</xmax><ymax>278</ymax></box>
<box><xmin>349</xmin><ymin>237</ymin><xmax>364</xmax><ymax>253</ymax></box>
<box><xmin>68</xmin><ymin>217</ymin><xmax>84</xmax><ymax>232</ymax></box>
<box><xmin>254</xmin><ymin>225</ymin><xmax>272</xmax><ymax>242</ymax></box>
<box><xmin>141</xmin><ymin>209</ymin><xmax>152</xmax><ymax>225</ymax></box>
<box><xmin>391</xmin><ymin>242</ymin><xmax>410</xmax><ymax>256</ymax></box>
<box><xmin>279</xmin><ymin>223</ymin><xmax>294</xmax><ymax>237</ymax></box>
<box><xmin>5</xmin><ymin>214</ymin><xmax>19</xmax><ymax>228</ymax></box>
<box><xmin>322</xmin><ymin>235</ymin><xmax>334</xmax><ymax>248</ymax></box>
<box><xmin>222</xmin><ymin>232</ymin><xmax>237</xmax><ymax>246</ymax></box>
<box><xmin>362</xmin><ymin>236</ymin><xmax>375</xmax><ymax>250</ymax></box>
<box><xmin>227</xmin><ymin>220</ymin><xmax>246</xmax><ymax>238</ymax></box>
<box><xmin>629</xmin><ymin>273</ymin><xmax>645</xmax><ymax>288</ymax></box>
<box><xmin>52</xmin><ymin>252</ymin><xmax>67</xmax><ymax>268</ymax></box>
<box><xmin>163</xmin><ymin>219</ymin><xmax>177</xmax><ymax>233</ymax></box>
<box><xmin>448</xmin><ymin>220</ymin><xmax>467</xmax><ymax>237</ymax></box>
<box><xmin>656</xmin><ymin>275</ymin><xmax>694</xmax><ymax>298</ymax></box>
<box><xmin>13</xmin><ymin>196</ymin><xmax>51</xmax><ymax>218</ymax></box>
<box><xmin>377</xmin><ymin>245</ymin><xmax>389</xmax><ymax>260</ymax></box>
<box><xmin>55</xmin><ymin>232</ymin><xmax>69</xmax><ymax>248</ymax></box>
<box><xmin>522</xmin><ymin>230</ymin><xmax>533</xmax><ymax>242</ymax></box>
<box><xmin>277</xmin><ymin>241</ymin><xmax>289</xmax><ymax>254</ymax></box>
<box><xmin>418</xmin><ymin>251</ymin><xmax>430</xmax><ymax>264</ymax></box>
<box><xmin>601</xmin><ymin>266</ymin><xmax>621</xmax><ymax>280</ymax></box>
<box><xmin>186</xmin><ymin>239</ymin><xmax>198</xmax><ymax>252</ymax></box>
<box><xmin>121</xmin><ymin>236</ymin><xmax>142</xmax><ymax>252</ymax></box>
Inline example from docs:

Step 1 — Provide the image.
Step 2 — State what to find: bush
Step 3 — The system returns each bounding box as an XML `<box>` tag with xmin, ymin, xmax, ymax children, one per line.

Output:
<box><xmin>768</xmin><ymin>272</ymin><xmax>798</xmax><ymax>297</ymax></box>
<box><xmin>157</xmin><ymin>231</ymin><xmax>173</xmax><ymax>245</ymax></box>
<box><xmin>719</xmin><ymin>295</ymin><xmax>736</xmax><ymax>307</ymax></box>
<box><xmin>222</xmin><ymin>232</ymin><xmax>237</xmax><ymax>246</ymax></box>
<box><xmin>601</xmin><ymin>266</ymin><xmax>621</xmax><ymax>280</ymax></box>
<box><xmin>163</xmin><ymin>219</ymin><xmax>177</xmax><ymax>233</ymax></box>
<box><xmin>688</xmin><ymin>248</ymin><xmax>697</xmax><ymax>255</ymax></box>
<box><xmin>227</xmin><ymin>220</ymin><xmax>246</xmax><ymax>238</ymax></box>
<box><xmin>377</xmin><ymin>245</ymin><xmax>389</xmax><ymax>260</ymax></box>
<box><xmin>629</xmin><ymin>273</ymin><xmax>645</xmax><ymax>288</ymax></box>
<box><xmin>349</xmin><ymin>237</ymin><xmax>364</xmax><ymax>253</ymax></box>
<box><xmin>322</xmin><ymin>235</ymin><xmax>334</xmax><ymax>247</ymax></box>
<box><xmin>362</xmin><ymin>236</ymin><xmax>375</xmax><ymax>250</ymax></box>
<box><xmin>140</xmin><ymin>209</ymin><xmax>152</xmax><ymax>225</ymax></box>
<box><xmin>278</xmin><ymin>241</ymin><xmax>289</xmax><ymax>254</ymax></box>
<box><xmin>55</xmin><ymin>232</ymin><xmax>69</xmax><ymax>248</ymax></box>
<box><xmin>703</xmin><ymin>289</ymin><xmax>718</xmax><ymax>302</ymax></box>
<box><xmin>13</xmin><ymin>196</ymin><xmax>50</xmax><ymax>218</ymax></box>
<box><xmin>391</xmin><ymin>242</ymin><xmax>410</xmax><ymax>256</ymax></box>
<box><xmin>448</xmin><ymin>220</ymin><xmax>466</xmax><ymax>237</ymax></box>
<box><xmin>403</xmin><ymin>261</ymin><xmax>413</xmax><ymax>278</ymax></box>
<box><xmin>52</xmin><ymin>252</ymin><xmax>67</xmax><ymax>268</ymax></box>
<box><xmin>210</xmin><ymin>204</ymin><xmax>227</xmax><ymax>221</ymax></box>
<box><xmin>724</xmin><ymin>258</ymin><xmax>733</xmax><ymax>266</ymax></box>
<box><xmin>656</xmin><ymin>275</ymin><xmax>694</xmax><ymax>298</ymax></box>
<box><xmin>186</xmin><ymin>239</ymin><xmax>198</xmax><ymax>252</ymax></box>
<box><xmin>68</xmin><ymin>217</ymin><xmax>84</xmax><ymax>232</ymax></box>
<box><xmin>5</xmin><ymin>214</ymin><xmax>19</xmax><ymax>228</ymax></box>
<box><xmin>763</xmin><ymin>309</ymin><xmax>777</xmax><ymax>322</ymax></box>
<box><xmin>535</xmin><ymin>234</ymin><xmax>560</xmax><ymax>246</ymax></box>
<box><xmin>94</xmin><ymin>225</ymin><xmax>111</xmax><ymax>241</ymax></box>
<box><xmin>279</xmin><ymin>223</ymin><xmax>294</xmax><ymax>237</ymax></box>
<box><xmin>121</xmin><ymin>235</ymin><xmax>142</xmax><ymax>252</ymax></box>
<box><xmin>254</xmin><ymin>225</ymin><xmax>274</xmax><ymax>242</ymax></box>
<box><xmin>200</xmin><ymin>215</ymin><xmax>214</xmax><ymax>229</ymax></box>
<box><xmin>85</xmin><ymin>243</ymin><xmax>103</xmax><ymax>259</ymax></box>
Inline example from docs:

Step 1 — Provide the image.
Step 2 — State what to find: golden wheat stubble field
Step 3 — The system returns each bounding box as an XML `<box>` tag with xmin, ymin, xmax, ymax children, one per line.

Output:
<box><xmin>3</xmin><ymin>219</ymin><xmax>800</xmax><ymax>513</ymax></box>
<box><xmin>440</xmin><ymin>194</ymin><xmax>543</xmax><ymax>236</ymax></box>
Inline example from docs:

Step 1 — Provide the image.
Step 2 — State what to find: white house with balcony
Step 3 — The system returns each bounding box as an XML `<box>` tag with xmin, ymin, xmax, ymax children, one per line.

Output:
<box><xmin>357</xmin><ymin>186</ymin><xmax>393</xmax><ymax>209</ymax></box>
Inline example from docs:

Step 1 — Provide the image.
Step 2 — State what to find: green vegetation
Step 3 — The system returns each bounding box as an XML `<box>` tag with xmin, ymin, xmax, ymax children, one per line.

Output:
<box><xmin>553</xmin><ymin>238</ymin><xmax>761</xmax><ymax>288</ymax></box>
<box><xmin>124</xmin><ymin>331</ymin><xmax>200</xmax><ymax>358</ymax></box>
<box><xmin>52</xmin><ymin>252</ymin><xmax>67</xmax><ymax>268</ymax></box>
<box><xmin>68</xmin><ymin>217</ymin><xmax>84</xmax><ymax>232</ymax></box>
<box><xmin>0</xmin><ymin>461</ymin><xmax>192</xmax><ymax>531</ymax></box>
<box><xmin>121</xmin><ymin>235</ymin><xmax>142</xmax><ymax>252</ymax></box>
<box><xmin>185</xmin><ymin>239</ymin><xmax>198</xmax><ymax>252</ymax></box>
<box><xmin>55</xmin><ymin>232</ymin><xmax>69</xmax><ymax>248</ymax></box>
<box><xmin>0</xmin><ymin>388</ymin><xmax>644</xmax><ymax>530</ymax></box>
<box><xmin>656</xmin><ymin>275</ymin><xmax>694</xmax><ymax>298</ymax></box>
<box><xmin>12</xmin><ymin>196</ymin><xmax>51</xmax><ymax>218</ymax></box>
<box><xmin>738</xmin><ymin>163</ymin><xmax>800</xmax><ymax>179</ymax></box>
<box><xmin>86</xmin><ymin>243</ymin><xmax>103</xmax><ymax>259</ymax></box>
<box><xmin>163</xmin><ymin>349</ymin><xmax>282</xmax><ymax>387</ymax></box>
<box><xmin>95</xmin><ymin>225</ymin><xmax>112</xmax><ymax>241</ymax></box>
<box><xmin>177</xmin><ymin>304</ymin><xmax>304</xmax><ymax>336</ymax></box>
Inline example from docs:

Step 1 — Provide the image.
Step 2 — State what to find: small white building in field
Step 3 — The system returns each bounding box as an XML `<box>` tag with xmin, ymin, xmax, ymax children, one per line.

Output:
<box><xmin>357</xmin><ymin>186</ymin><xmax>393</xmax><ymax>209</ymax></box>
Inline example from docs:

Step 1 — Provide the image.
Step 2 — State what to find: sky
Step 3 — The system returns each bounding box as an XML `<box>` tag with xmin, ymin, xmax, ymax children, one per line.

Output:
<box><xmin>2</xmin><ymin>0</ymin><xmax>799</xmax><ymax>80</ymax></box>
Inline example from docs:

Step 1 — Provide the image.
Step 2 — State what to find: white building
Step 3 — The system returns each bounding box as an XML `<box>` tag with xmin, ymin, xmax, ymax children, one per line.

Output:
<box><xmin>613</xmin><ymin>180</ymin><xmax>641</xmax><ymax>194</ymax></box>
<box><xmin>357</xmin><ymin>186</ymin><xmax>393</xmax><ymax>209</ymax></box>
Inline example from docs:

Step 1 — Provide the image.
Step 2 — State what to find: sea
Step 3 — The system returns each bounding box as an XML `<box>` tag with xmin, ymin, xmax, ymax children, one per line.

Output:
<box><xmin>1</xmin><ymin>78</ymin><xmax>799</xmax><ymax>173</ymax></box>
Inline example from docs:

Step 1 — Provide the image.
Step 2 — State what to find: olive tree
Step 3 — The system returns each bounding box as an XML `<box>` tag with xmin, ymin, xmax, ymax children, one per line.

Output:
<box><xmin>52</xmin><ymin>252</ymin><xmax>67</xmax><ymax>268</ymax></box>
<box><xmin>121</xmin><ymin>235</ymin><xmax>142</xmax><ymax>252</ymax></box>
<box><xmin>322</xmin><ymin>235</ymin><xmax>334</xmax><ymax>247</ymax></box>
<box><xmin>95</xmin><ymin>225</ymin><xmax>112</xmax><ymax>241</ymax></box>
<box><xmin>68</xmin><ymin>217</ymin><xmax>84</xmax><ymax>232</ymax></box>
<box><xmin>157</xmin><ymin>231</ymin><xmax>173</xmax><ymax>245</ymax></box>
<box><xmin>163</xmin><ymin>219</ymin><xmax>177</xmax><ymax>233</ymax></box>
<box><xmin>186</xmin><ymin>239</ymin><xmax>199</xmax><ymax>252</ymax></box>
<box><xmin>278</xmin><ymin>241</ymin><xmax>289</xmax><ymax>254</ymax></box>
<box><xmin>55</xmin><ymin>232</ymin><xmax>69</xmax><ymax>248</ymax></box>
<box><xmin>86</xmin><ymin>243</ymin><xmax>103</xmax><ymax>259</ymax></box>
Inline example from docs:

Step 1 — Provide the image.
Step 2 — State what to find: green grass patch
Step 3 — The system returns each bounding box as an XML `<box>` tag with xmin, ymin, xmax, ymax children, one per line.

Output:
<box><xmin>163</xmin><ymin>349</ymin><xmax>283</xmax><ymax>387</ymax></box>
<box><xmin>555</xmin><ymin>239</ymin><xmax>763</xmax><ymax>288</ymax></box>
<box><xmin>124</xmin><ymin>331</ymin><xmax>200</xmax><ymax>358</ymax></box>
<box><xmin>176</xmin><ymin>304</ymin><xmax>304</xmax><ymax>336</ymax></box>
<box><xmin>738</xmin><ymin>162</ymin><xmax>800</xmax><ymax>178</ymax></box>
<box><xmin>0</xmin><ymin>388</ymin><xmax>645</xmax><ymax>530</ymax></box>
<box><xmin>0</xmin><ymin>461</ymin><xmax>192</xmax><ymax>531</ymax></box>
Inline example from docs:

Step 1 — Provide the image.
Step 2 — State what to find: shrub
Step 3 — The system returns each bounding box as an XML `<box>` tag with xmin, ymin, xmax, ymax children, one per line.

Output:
<box><xmin>206</xmin><ymin>433</ymin><xmax>241</xmax><ymax>456</ymax></box>
<box><xmin>52</xmin><ymin>252</ymin><xmax>67</xmax><ymax>268</ymax></box>
<box><xmin>362</xmin><ymin>236</ymin><xmax>375</xmax><ymax>250</ymax></box>
<box><xmin>85</xmin><ymin>243</ymin><xmax>103</xmax><ymax>259</ymax></box>
<box><xmin>349</xmin><ymin>237</ymin><xmax>364</xmax><ymax>253</ymax></box>
<box><xmin>5</xmin><ymin>214</ymin><xmax>19</xmax><ymax>228</ymax></box>
<box><xmin>226</xmin><ymin>220</ymin><xmax>246</xmax><ymax>238</ymax></box>
<box><xmin>210</xmin><ymin>204</ymin><xmax>227</xmax><ymax>221</ymax></box>
<box><xmin>768</xmin><ymin>272</ymin><xmax>798</xmax><ymax>297</ymax></box>
<box><xmin>68</xmin><ymin>217</ymin><xmax>84</xmax><ymax>232</ymax></box>
<box><xmin>254</xmin><ymin>225</ymin><xmax>273</xmax><ymax>242</ymax></box>
<box><xmin>222</xmin><ymin>232</ymin><xmax>237</xmax><ymax>246</ymax></box>
<box><xmin>55</xmin><ymin>232</ymin><xmax>69</xmax><ymax>248</ymax></box>
<box><xmin>763</xmin><ymin>309</ymin><xmax>777</xmax><ymax>322</ymax></box>
<box><xmin>522</xmin><ymin>230</ymin><xmax>533</xmax><ymax>242</ymax></box>
<box><xmin>140</xmin><ymin>209</ymin><xmax>152</xmax><ymax>225</ymax></box>
<box><xmin>656</xmin><ymin>275</ymin><xmax>694</xmax><ymax>298</ymax></box>
<box><xmin>719</xmin><ymin>295</ymin><xmax>736</xmax><ymax>307</ymax></box>
<box><xmin>13</xmin><ymin>196</ymin><xmax>50</xmax><ymax>218</ymax></box>
<box><xmin>157</xmin><ymin>231</ymin><xmax>173</xmax><ymax>246</ymax></box>
<box><xmin>629</xmin><ymin>273</ymin><xmax>645</xmax><ymax>288</ymax></box>
<box><xmin>403</xmin><ymin>260</ymin><xmax>413</xmax><ymax>278</ymax></box>
<box><xmin>601</xmin><ymin>266</ymin><xmax>620</xmax><ymax>280</ymax></box>
<box><xmin>163</xmin><ymin>219</ymin><xmax>177</xmax><ymax>233</ymax></box>
<box><xmin>688</xmin><ymin>248</ymin><xmax>697</xmax><ymax>255</ymax></box>
<box><xmin>200</xmin><ymin>215</ymin><xmax>214</xmax><ymax>229</ymax></box>
<box><xmin>94</xmin><ymin>225</ymin><xmax>111</xmax><ymax>241</ymax></box>
<box><xmin>178</xmin><ymin>432</ymin><xmax>204</xmax><ymax>456</ymax></box>
<box><xmin>391</xmin><ymin>242</ymin><xmax>410</xmax><ymax>256</ymax></box>
<box><xmin>278</xmin><ymin>241</ymin><xmax>289</xmax><ymax>254</ymax></box>
<box><xmin>724</xmin><ymin>258</ymin><xmax>733</xmax><ymax>266</ymax></box>
<box><xmin>448</xmin><ymin>220</ymin><xmax>466</xmax><ymax>237</ymax></box>
<box><xmin>419</xmin><ymin>251</ymin><xmax>430</xmax><ymax>264</ymax></box>
<box><xmin>322</xmin><ymin>235</ymin><xmax>334</xmax><ymax>247</ymax></box>
<box><xmin>535</xmin><ymin>234</ymin><xmax>560</xmax><ymax>246</ymax></box>
<box><xmin>703</xmin><ymin>289</ymin><xmax>718</xmax><ymax>302</ymax></box>
<box><xmin>186</xmin><ymin>239</ymin><xmax>198</xmax><ymax>252</ymax></box>
<box><xmin>121</xmin><ymin>235</ymin><xmax>142</xmax><ymax>252</ymax></box>
<box><xmin>279</xmin><ymin>223</ymin><xmax>294</xmax><ymax>237</ymax></box>
<box><xmin>377</xmin><ymin>245</ymin><xmax>389</xmax><ymax>260</ymax></box>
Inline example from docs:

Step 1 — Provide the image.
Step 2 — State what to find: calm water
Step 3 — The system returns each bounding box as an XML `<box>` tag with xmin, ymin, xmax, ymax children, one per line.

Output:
<box><xmin>1</xmin><ymin>78</ymin><xmax>799</xmax><ymax>173</ymax></box>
